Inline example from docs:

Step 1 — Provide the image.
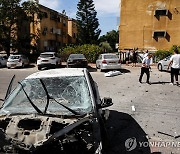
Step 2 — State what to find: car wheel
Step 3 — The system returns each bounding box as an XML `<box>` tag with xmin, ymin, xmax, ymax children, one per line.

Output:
<box><xmin>158</xmin><ymin>64</ymin><xmax>162</xmax><ymax>71</ymax></box>
<box><xmin>22</xmin><ymin>63</ymin><xmax>25</xmax><ymax>68</ymax></box>
<box><xmin>38</xmin><ymin>66</ymin><xmax>41</xmax><ymax>70</ymax></box>
<box><xmin>56</xmin><ymin>62</ymin><xmax>59</xmax><ymax>68</ymax></box>
<box><xmin>7</xmin><ymin>67</ymin><xmax>10</xmax><ymax>69</ymax></box>
<box><xmin>0</xmin><ymin>62</ymin><xmax>2</xmax><ymax>67</ymax></box>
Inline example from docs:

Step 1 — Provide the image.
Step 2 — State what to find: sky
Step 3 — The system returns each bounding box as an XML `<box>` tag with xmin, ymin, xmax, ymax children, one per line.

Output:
<box><xmin>38</xmin><ymin>0</ymin><xmax>120</xmax><ymax>36</ymax></box>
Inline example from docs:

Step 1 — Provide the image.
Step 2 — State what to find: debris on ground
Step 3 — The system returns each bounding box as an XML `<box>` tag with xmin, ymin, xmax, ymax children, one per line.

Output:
<box><xmin>131</xmin><ymin>105</ymin><xmax>136</xmax><ymax>112</ymax></box>
<box><xmin>104</xmin><ymin>71</ymin><xmax>122</xmax><ymax>77</ymax></box>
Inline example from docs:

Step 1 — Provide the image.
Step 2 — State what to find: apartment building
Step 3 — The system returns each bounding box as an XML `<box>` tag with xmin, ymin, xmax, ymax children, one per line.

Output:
<box><xmin>119</xmin><ymin>0</ymin><xmax>180</xmax><ymax>51</ymax></box>
<box><xmin>30</xmin><ymin>5</ymin><xmax>77</xmax><ymax>52</ymax></box>
<box><xmin>68</xmin><ymin>18</ymin><xmax>77</xmax><ymax>44</ymax></box>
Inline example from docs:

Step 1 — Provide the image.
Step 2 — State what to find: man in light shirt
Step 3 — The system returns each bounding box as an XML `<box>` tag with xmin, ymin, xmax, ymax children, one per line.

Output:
<box><xmin>139</xmin><ymin>54</ymin><xmax>152</xmax><ymax>84</ymax></box>
<box><xmin>143</xmin><ymin>50</ymin><xmax>149</xmax><ymax>59</ymax></box>
<box><xmin>167</xmin><ymin>49</ymin><xmax>180</xmax><ymax>86</ymax></box>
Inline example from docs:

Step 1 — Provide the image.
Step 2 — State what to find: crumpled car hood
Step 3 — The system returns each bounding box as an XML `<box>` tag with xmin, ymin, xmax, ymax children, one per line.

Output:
<box><xmin>0</xmin><ymin>114</ymin><xmax>100</xmax><ymax>153</ymax></box>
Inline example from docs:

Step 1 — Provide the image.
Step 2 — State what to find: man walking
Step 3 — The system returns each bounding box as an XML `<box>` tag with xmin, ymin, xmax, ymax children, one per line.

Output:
<box><xmin>167</xmin><ymin>49</ymin><xmax>180</xmax><ymax>86</ymax></box>
<box><xmin>139</xmin><ymin>54</ymin><xmax>152</xmax><ymax>84</ymax></box>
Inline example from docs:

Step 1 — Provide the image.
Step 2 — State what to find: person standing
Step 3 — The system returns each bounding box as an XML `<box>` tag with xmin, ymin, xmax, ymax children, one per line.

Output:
<box><xmin>167</xmin><ymin>49</ymin><xmax>180</xmax><ymax>86</ymax></box>
<box><xmin>125</xmin><ymin>50</ymin><xmax>130</xmax><ymax>66</ymax></box>
<box><xmin>132</xmin><ymin>50</ymin><xmax>138</xmax><ymax>67</ymax></box>
<box><xmin>139</xmin><ymin>54</ymin><xmax>152</xmax><ymax>84</ymax></box>
<box><xmin>143</xmin><ymin>50</ymin><xmax>149</xmax><ymax>59</ymax></box>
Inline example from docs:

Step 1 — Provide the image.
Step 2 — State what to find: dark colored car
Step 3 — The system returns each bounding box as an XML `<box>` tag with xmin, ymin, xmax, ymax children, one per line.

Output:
<box><xmin>0</xmin><ymin>68</ymin><xmax>113</xmax><ymax>154</ymax></box>
<box><xmin>67</xmin><ymin>54</ymin><xmax>88</xmax><ymax>68</ymax></box>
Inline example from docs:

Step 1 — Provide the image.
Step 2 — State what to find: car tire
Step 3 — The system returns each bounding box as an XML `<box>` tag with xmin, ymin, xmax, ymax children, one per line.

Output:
<box><xmin>56</xmin><ymin>62</ymin><xmax>59</xmax><ymax>68</ymax></box>
<box><xmin>38</xmin><ymin>66</ymin><xmax>41</xmax><ymax>70</ymax></box>
<box><xmin>158</xmin><ymin>64</ymin><xmax>163</xmax><ymax>71</ymax></box>
<box><xmin>7</xmin><ymin>67</ymin><xmax>10</xmax><ymax>69</ymax></box>
<box><xmin>22</xmin><ymin>63</ymin><xmax>25</xmax><ymax>68</ymax></box>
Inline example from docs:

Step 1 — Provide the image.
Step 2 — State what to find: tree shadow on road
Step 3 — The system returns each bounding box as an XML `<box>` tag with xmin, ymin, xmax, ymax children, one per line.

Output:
<box><xmin>105</xmin><ymin>110</ymin><xmax>151</xmax><ymax>154</ymax></box>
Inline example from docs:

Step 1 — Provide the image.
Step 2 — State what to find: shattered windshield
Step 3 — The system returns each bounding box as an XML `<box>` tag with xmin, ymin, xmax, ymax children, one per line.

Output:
<box><xmin>0</xmin><ymin>76</ymin><xmax>93</xmax><ymax>115</ymax></box>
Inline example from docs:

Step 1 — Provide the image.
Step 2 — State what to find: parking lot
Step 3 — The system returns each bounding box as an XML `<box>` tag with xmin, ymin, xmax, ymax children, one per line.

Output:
<box><xmin>0</xmin><ymin>63</ymin><xmax>180</xmax><ymax>154</ymax></box>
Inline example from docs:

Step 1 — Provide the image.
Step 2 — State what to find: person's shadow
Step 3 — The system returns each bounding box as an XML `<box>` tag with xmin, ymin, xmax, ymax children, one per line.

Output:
<box><xmin>105</xmin><ymin>110</ymin><xmax>151</xmax><ymax>154</ymax></box>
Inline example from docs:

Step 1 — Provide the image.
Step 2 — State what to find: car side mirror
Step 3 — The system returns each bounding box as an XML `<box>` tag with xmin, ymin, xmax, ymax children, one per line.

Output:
<box><xmin>98</xmin><ymin>97</ymin><xmax>113</xmax><ymax>109</ymax></box>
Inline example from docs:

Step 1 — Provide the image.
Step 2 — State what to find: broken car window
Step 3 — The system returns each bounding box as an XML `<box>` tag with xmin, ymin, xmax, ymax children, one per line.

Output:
<box><xmin>0</xmin><ymin>76</ymin><xmax>93</xmax><ymax>115</ymax></box>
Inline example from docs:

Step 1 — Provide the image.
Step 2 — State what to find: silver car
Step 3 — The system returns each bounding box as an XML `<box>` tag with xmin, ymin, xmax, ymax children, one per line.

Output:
<box><xmin>96</xmin><ymin>53</ymin><xmax>121</xmax><ymax>71</ymax></box>
<box><xmin>157</xmin><ymin>55</ymin><xmax>172</xmax><ymax>71</ymax></box>
<box><xmin>7</xmin><ymin>55</ymin><xmax>29</xmax><ymax>69</ymax></box>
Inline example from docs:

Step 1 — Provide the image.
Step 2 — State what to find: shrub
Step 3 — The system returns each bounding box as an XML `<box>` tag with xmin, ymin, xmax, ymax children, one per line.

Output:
<box><xmin>59</xmin><ymin>44</ymin><xmax>103</xmax><ymax>63</ymax></box>
<box><xmin>154</xmin><ymin>50</ymin><xmax>173</xmax><ymax>61</ymax></box>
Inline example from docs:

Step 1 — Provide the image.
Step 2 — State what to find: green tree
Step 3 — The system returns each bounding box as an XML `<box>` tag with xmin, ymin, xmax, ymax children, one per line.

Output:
<box><xmin>76</xmin><ymin>0</ymin><xmax>101</xmax><ymax>44</ymax></box>
<box><xmin>59</xmin><ymin>44</ymin><xmax>102</xmax><ymax>63</ymax></box>
<box><xmin>99</xmin><ymin>41</ymin><xmax>112</xmax><ymax>53</ymax></box>
<box><xmin>0</xmin><ymin>0</ymin><xmax>40</xmax><ymax>56</ymax></box>
<box><xmin>0</xmin><ymin>0</ymin><xmax>21</xmax><ymax>56</ymax></box>
<box><xmin>99</xmin><ymin>30</ymin><xmax>119</xmax><ymax>51</ymax></box>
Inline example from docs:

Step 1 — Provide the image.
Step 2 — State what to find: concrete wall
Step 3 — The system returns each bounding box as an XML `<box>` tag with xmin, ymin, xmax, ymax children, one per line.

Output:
<box><xmin>119</xmin><ymin>0</ymin><xmax>180</xmax><ymax>51</ymax></box>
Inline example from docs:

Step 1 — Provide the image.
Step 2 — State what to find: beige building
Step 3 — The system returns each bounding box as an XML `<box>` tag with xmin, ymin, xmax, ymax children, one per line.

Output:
<box><xmin>68</xmin><ymin>18</ymin><xmax>77</xmax><ymax>44</ymax></box>
<box><xmin>119</xmin><ymin>0</ymin><xmax>180</xmax><ymax>51</ymax></box>
<box><xmin>30</xmin><ymin>5</ymin><xmax>77</xmax><ymax>52</ymax></box>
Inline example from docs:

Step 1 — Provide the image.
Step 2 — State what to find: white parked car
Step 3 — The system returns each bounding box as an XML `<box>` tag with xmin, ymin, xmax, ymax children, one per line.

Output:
<box><xmin>0</xmin><ymin>68</ymin><xmax>113</xmax><ymax>153</ymax></box>
<box><xmin>37</xmin><ymin>52</ymin><xmax>61</xmax><ymax>70</ymax></box>
<box><xmin>157</xmin><ymin>55</ymin><xmax>172</xmax><ymax>71</ymax></box>
<box><xmin>7</xmin><ymin>55</ymin><xmax>29</xmax><ymax>69</ymax></box>
<box><xmin>0</xmin><ymin>56</ymin><xmax>8</xmax><ymax>67</ymax></box>
<box><xmin>96</xmin><ymin>53</ymin><xmax>121</xmax><ymax>71</ymax></box>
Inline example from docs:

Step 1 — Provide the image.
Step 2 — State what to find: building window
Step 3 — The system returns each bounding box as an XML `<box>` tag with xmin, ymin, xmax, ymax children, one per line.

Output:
<box><xmin>44</xmin><ymin>12</ymin><xmax>48</xmax><ymax>18</ymax></box>
<box><xmin>154</xmin><ymin>9</ymin><xmax>168</xmax><ymax>16</ymax></box>
<box><xmin>63</xmin><ymin>20</ymin><xmax>66</xmax><ymax>26</ymax></box>
<box><xmin>57</xmin><ymin>17</ymin><xmax>61</xmax><ymax>22</ymax></box>
<box><xmin>153</xmin><ymin>31</ymin><xmax>167</xmax><ymax>38</ymax></box>
<box><xmin>56</xmin><ymin>29</ymin><xmax>61</xmax><ymax>35</ymax></box>
<box><xmin>44</xmin><ymin>41</ymin><xmax>48</xmax><ymax>47</ymax></box>
<box><xmin>50</xmin><ymin>27</ymin><xmax>56</xmax><ymax>34</ymax></box>
<box><xmin>50</xmin><ymin>12</ymin><xmax>57</xmax><ymax>20</ymax></box>
<box><xmin>42</xmin><ymin>27</ymin><xmax>48</xmax><ymax>36</ymax></box>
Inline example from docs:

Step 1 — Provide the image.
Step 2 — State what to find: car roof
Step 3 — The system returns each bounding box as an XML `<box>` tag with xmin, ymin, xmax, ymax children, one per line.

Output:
<box><xmin>10</xmin><ymin>55</ymin><xmax>23</xmax><ymax>56</ymax></box>
<box><xmin>101</xmin><ymin>53</ymin><xmax>117</xmax><ymax>56</ymax></box>
<box><xmin>70</xmin><ymin>54</ymin><xmax>84</xmax><ymax>55</ymax></box>
<box><xmin>26</xmin><ymin>68</ymin><xmax>86</xmax><ymax>79</ymax></box>
<box><xmin>40</xmin><ymin>52</ymin><xmax>56</xmax><ymax>54</ymax></box>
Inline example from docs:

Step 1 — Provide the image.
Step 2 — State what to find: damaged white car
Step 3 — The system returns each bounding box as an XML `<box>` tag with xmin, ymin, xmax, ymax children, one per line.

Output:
<box><xmin>0</xmin><ymin>68</ymin><xmax>113</xmax><ymax>154</ymax></box>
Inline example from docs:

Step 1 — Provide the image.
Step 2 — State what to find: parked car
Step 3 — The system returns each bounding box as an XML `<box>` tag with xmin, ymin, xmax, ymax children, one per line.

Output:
<box><xmin>0</xmin><ymin>68</ymin><xmax>113</xmax><ymax>154</ymax></box>
<box><xmin>67</xmin><ymin>54</ymin><xmax>88</xmax><ymax>68</ymax></box>
<box><xmin>37</xmin><ymin>52</ymin><xmax>61</xmax><ymax>70</ymax></box>
<box><xmin>0</xmin><ymin>56</ymin><xmax>8</xmax><ymax>67</ymax></box>
<box><xmin>96</xmin><ymin>53</ymin><xmax>121</xmax><ymax>71</ymax></box>
<box><xmin>7</xmin><ymin>55</ymin><xmax>29</xmax><ymax>69</ymax></box>
<box><xmin>157</xmin><ymin>55</ymin><xmax>172</xmax><ymax>71</ymax></box>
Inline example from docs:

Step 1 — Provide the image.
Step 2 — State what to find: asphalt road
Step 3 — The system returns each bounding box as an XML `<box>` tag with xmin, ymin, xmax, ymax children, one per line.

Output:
<box><xmin>0</xmin><ymin>64</ymin><xmax>180</xmax><ymax>153</ymax></box>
